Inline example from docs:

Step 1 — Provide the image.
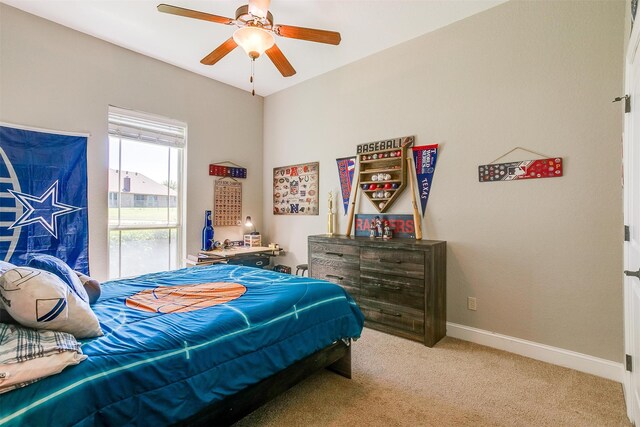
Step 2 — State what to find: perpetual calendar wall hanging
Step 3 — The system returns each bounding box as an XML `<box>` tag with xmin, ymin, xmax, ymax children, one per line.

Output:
<box><xmin>0</xmin><ymin>123</ymin><xmax>89</xmax><ymax>273</ymax></box>
<box><xmin>213</xmin><ymin>179</ymin><xmax>242</xmax><ymax>226</ymax></box>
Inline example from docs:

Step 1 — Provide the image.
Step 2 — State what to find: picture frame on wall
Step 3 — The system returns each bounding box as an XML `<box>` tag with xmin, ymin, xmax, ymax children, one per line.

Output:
<box><xmin>273</xmin><ymin>162</ymin><xmax>319</xmax><ymax>215</ymax></box>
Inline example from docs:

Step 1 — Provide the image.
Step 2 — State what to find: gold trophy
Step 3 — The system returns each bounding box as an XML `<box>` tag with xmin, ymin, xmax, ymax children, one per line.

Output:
<box><xmin>327</xmin><ymin>192</ymin><xmax>335</xmax><ymax>235</ymax></box>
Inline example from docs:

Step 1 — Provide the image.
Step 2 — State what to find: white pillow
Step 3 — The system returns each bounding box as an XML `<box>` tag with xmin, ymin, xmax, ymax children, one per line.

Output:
<box><xmin>0</xmin><ymin>267</ymin><xmax>103</xmax><ymax>339</ymax></box>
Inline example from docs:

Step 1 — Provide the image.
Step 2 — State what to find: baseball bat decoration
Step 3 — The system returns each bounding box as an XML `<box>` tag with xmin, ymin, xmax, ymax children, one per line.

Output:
<box><xmin>345</xmin><ymin>174</ymin><xmax>360</xmax><ymax>236</ymax></box>
<box><xmin>407</xmin><ymin>157</ymin><xmax>423</xmax><ymax>240</ymax></box>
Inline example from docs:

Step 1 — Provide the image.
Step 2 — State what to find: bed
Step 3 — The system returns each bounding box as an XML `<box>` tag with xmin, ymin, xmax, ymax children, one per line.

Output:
<box><xmin>0</xmin><ymin>264</ymin><xmax>364</xmax><ymax>426</ymax></box>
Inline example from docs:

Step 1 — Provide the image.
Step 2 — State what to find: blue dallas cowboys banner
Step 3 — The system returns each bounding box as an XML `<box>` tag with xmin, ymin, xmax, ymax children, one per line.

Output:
<box><xmin>0</xmin><ymin>124</ymin><xmax>89</xmax><ymax>273</ymax></box>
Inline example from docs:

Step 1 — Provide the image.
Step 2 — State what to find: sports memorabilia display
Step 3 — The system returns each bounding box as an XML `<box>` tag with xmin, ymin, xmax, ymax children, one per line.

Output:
<box><xmin>0</xmin><ymin>124</ymin><xmax>89</xmax><ymax>273</ymax></box>
<box><xmin>357</xmin><ymin>136</ymin><xmax>414</xmax><ymax>213</ymax></box>
<box><xmin>478</xmin><ymin>157</ymin><xmax>563</xmax><ymax>182</ymax></box>
<box><xmin>273</xmin><ymin>162</ymin><xmax>319</xmax><ymax>215</ymax></box>
<box><xmin>214</xmin><ymin>179</ymin><xmax>242</xmax><ymax>226</ymax></box>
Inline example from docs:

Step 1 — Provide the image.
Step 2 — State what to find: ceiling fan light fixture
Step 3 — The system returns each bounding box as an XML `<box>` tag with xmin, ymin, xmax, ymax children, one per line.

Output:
<box><xmin>233</xmin><ymin>26</ymin><xmax>274</xmax><ymax>59</ymax></box>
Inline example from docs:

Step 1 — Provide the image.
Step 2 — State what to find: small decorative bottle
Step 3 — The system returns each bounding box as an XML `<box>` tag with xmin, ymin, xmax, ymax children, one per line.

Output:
<box><xmin>201</xmin><ymin>210</ymin><xmax>214</xmax><ymax>251</ymax></box>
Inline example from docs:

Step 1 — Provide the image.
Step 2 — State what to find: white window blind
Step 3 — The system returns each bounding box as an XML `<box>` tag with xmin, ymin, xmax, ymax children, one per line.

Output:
<box><xmin>108</xmin><ymin>106</ymin><xmax>186</xmax><ymax>148</ymax></box>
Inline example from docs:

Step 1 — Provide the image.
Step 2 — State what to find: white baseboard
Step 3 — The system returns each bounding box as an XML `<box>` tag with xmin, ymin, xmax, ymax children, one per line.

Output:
<box><xmin>446</xmin><ymin>322</ymin><xmax>624</xmax><ymax>383</ymax></box>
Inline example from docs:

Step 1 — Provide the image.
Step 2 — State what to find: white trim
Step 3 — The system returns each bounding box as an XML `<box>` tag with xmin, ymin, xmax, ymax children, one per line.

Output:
<box><xmin>624</xmin><ymin>11</ymin><xmax>640</xmax><ymax>424</ymax></box>
<box><xmin>0</xmin><ymin>121</ymin><xmax>90</xmax><ymax>137</ymax></box>
<box><xmin>446</xmin><ymin>322</ymin><xmax>624</xmax><ymax>382</ymax></box>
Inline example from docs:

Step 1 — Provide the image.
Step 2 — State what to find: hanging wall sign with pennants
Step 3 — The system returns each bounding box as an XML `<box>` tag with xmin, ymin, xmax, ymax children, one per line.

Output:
<box><xmin>478</xmin><ymin>147</ymin><xmax>563</xmax><ymax>183</ymax></box>
<box><xmin>209</xmin><ymin>162</ymin><xmax>247</xmax><ymax>179</ymax></box>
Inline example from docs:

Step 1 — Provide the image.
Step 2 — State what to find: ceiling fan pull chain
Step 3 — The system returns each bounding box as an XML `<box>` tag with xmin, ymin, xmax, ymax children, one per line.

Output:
<box><xmin>251</xmin><ymin>58</ymin><xmax>256</xmax><ymax>96</ymax></box>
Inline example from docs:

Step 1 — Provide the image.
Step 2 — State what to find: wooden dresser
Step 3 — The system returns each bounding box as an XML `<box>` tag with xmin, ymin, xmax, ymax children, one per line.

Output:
<box><xmin>308</xmin><ymin>235</ymin><xmax>446</xmax><ymax>347</ymax></box>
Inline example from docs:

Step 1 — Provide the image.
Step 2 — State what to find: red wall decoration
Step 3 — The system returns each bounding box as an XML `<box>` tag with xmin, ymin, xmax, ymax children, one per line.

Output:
<box><xmin>478</xmin><ymin>158</ymin><xmax>563</xmax><ymax>182</ymax></box>
<box><xmin>209</xmin><ymin>163</ymin><xmax>247</xmax><ymax>179</ymax></box>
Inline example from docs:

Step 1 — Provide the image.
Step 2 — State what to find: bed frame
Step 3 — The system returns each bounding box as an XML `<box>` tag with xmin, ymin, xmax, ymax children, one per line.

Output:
<box><xmin>176</xmin><ymin>340</ymin><xmax>352</xmax><ymax>426</ymax></box>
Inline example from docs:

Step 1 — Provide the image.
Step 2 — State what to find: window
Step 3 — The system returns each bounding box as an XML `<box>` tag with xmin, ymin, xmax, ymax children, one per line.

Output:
<box><xmin>108</xmin><ymin>106</ymin><xmax>186</xmax><ymax>279</ymax></box>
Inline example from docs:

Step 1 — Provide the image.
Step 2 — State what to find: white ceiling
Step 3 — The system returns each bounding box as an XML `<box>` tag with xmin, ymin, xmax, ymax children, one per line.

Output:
<box><xmin>2</xmin><ymin>0</ymin><xmax>506</xmax><ymax>96</ymax></box>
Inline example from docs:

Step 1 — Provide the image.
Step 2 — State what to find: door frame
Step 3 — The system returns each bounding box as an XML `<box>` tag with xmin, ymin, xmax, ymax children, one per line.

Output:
<box><xmin>624</xmin><ymin>16</ymin><xmax>640</xmax><ymax>424</ymax></box>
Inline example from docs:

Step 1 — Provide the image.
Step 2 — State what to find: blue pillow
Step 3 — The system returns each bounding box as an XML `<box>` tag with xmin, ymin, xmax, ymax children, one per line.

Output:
<box><xmin>27</xmin><ymin>255</ymin><xmax>89</xmax><ymax>304</ymax></box>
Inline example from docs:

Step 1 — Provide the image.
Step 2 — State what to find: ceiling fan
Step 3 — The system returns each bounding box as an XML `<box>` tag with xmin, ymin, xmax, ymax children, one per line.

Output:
<box><xmin>158</xmin><ymin>0</ymin><xmax>341</xmax><ymax>92</ymax></box>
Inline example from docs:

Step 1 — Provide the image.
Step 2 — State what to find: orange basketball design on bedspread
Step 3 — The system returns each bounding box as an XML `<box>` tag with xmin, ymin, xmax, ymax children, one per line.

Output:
<box><xmin>125</xmin><ymin>282</ymin><xmax>246</xmax><ymax>314</ymax></box>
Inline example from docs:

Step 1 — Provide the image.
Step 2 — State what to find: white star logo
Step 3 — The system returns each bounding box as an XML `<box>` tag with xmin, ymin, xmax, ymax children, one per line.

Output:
<box><xmin>8</xmin><ymin>181</ymin><xmax>82</xmax><ymax>239</ymax></box>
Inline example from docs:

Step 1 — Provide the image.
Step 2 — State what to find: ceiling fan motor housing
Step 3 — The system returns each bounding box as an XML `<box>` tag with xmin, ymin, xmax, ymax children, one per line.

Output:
<box><xmin>235</xmin><ymin>5</ymin><xmax>274</xmax><ymax>30</ymax></box>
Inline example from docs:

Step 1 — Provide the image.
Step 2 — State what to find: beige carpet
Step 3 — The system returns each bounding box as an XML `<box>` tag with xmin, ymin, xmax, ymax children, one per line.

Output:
<box><xmin>235</xmin><ymin>328</ymin><xmax>630</xmax><ymax>426</ymax></box>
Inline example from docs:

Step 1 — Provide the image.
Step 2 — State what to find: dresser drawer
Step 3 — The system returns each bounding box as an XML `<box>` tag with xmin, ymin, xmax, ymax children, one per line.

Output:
<box><xmin>360</xmin><ymin>247</ymin><xmax>425</xmax><ymax>279</ymax></box>
<box><xmin>359</xmin><ymin>298</ymin><xmax>424</xmax><ymax>342</ymax></box>
<box><xmin>310</xmin><ymin>263</ymin><xmax>360</xmax><ymax>299</ymax></box>
<box><xmin>360</xmin><ymin>273</ymin><xmax>424</xmax><ymax>311</ymax></box>
<box><xmin>309</xmin><ymin>242</ymin><xmax>359</xmax><ymax>269</ymax></box>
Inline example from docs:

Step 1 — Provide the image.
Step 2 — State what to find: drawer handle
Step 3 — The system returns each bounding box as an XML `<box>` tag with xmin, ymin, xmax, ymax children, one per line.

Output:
<box><xmin>379</xmin><ymin>309</ymin><xmax>402</xmax><ymax>317</ymax></box>
<box><xmin>379</xmin><ymin>258</ymin><xmax>401</xmax><ymax>264</ymax></box>
<box><xmin>373</xmin><ymin>283</ymin><xmax>401</xmax><ymax>291</ymax></box>
<box><xmin>326</xmin><ymin>274</ymin><xmax>344</xmax><ymax>280</ymax></box>
<box><xmin>326</xmin><ymin>252</ymin><xmax>344</xmax><ymax>257</ymax></box>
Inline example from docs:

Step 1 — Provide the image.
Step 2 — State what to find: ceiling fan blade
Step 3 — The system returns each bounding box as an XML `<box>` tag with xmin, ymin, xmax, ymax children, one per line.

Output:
<box><xmin>201</xmin><ymin>38</ymin><xmax>238</xmax><ymax>66</ymax></box>
<box><xmin>157</xmin><ymin>4</ymin><xmax>234</xmax><ymax>25</ymax></box>
<box><xmin>248</xmin><ymin>0</ymin><xmax>271</xmax><ymax>19</ymax></box>
<box><xmin>265</xmin><ymin>44</ymin><xmax>296</xmax><ymax>77</ymax></box>
<box><xmin>273</xmin><ymin>24</ymin><xmax>341</xmax><ymax>45</ymax></box>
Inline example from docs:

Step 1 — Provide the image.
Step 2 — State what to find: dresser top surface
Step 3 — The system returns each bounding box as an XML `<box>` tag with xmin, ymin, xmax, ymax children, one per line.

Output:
<box><xmin>309</xmin><ymin>234</ymin><xmax>445</xmax><ymax>249</ymax></box>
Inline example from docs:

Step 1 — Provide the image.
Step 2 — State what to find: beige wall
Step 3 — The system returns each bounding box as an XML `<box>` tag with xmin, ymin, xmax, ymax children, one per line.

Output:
<box><xmin>0</xmin><ymin>4</ymin><xmax>264</xmax><ymax>281</ymax></box>
<box><xmin>263</xmin><ymin>0</ymin><xmax>625</xmax><ymax>361</ymax></box>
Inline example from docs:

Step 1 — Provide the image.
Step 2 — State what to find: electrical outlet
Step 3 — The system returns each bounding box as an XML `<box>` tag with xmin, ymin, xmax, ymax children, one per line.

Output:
<box><xmin>467</xmin><ymin>297</ymin><xmax>477</xmax><ymax>311</ymax></box>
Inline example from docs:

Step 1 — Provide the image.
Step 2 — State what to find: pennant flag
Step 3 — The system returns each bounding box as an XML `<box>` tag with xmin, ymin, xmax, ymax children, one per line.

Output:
<box><xmin>336</xmin><ymin>156</ymin><xmax>356</xmax><ymax>215</ymax></box>
<box><xmin>412</xmin><ymin>144</ymin><xmax>438</xmax><ymax>217</ymax></box>
<box><xmin>0</xmin><ymin>124</ymin><xmax>89</xmax><ymax>273</ymax></box>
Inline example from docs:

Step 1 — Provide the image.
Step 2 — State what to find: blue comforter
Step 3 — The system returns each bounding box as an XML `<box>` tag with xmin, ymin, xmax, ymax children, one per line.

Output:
<box><xmin>0</xmin><ymin>265</ymin><xmax>364</xmax><ymax>426</ymax></box>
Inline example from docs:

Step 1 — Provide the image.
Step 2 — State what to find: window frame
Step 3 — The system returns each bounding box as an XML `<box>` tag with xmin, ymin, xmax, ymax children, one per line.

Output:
<box><xmin>107</xmin><ymin>106</ymin><xmax>187</xmax><ymax>279</ymax></box>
